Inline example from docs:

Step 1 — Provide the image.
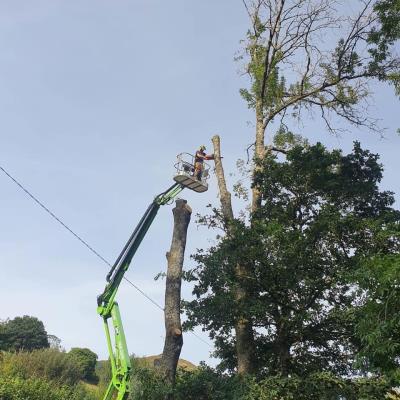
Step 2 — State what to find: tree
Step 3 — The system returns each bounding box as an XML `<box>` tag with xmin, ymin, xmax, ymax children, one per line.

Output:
<box><xmin>185</xmin><ymin>141</ymin><xmax>400</xmax><ymax>376</ymax></box>
<box><xmin>369</xmin><ymin>0</ymin><xmax>400</xmax><ymax>95</ymax></box>
<box><xmin>238</xmin><ymin>0</ymin><xmax>400</xmax><ymax>209</ymax></box>
<box><xmin>355</xmin><ymin>254</ymin><xmax>400</xmax><ymax>377</ymax></box>
<box><xmin>208</xmin><ymin>135</ymin><xmax>256</xmax><ymax>374</ymax></box>
<box><xmin>203</xmin><ymin>0</ymin><xmax>400</xmax><ymax>375</ymax></box>
<box><xmin>47</xmin><ymin>334</ymin><xmax>62</xmax><ymax>350</ymax></box>
<box><xmin>158</xmin><ymin>199</ymin><xmax>192</xmax><ymax>387</ymax></box>
<box><xmin>0</xmin><ymin>316</ymin><xmax>49</xmax><ymax>352</ymax></box>
<box><xmin>68</xmin><ymin>347</ymin><xmax>98</xmax><ymax>383</ymax></box>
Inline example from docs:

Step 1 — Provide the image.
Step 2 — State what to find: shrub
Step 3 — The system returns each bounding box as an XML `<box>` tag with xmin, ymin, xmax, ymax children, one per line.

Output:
<box><xmin>0</xmin><ymin>376</ymin><xmax>96</xmax><ymax>400</ymax></box>
<box><xmin>95</xmin><ymin>359</ymin><xmax>112</xmax><ymax>394</ymax></box>
<box><xmin>68</xmin><ymin>348</ymin><xmax>98</xmax><ymax>383</ymax></box>
<box><xmin>242</xmin><ymin>373</ymin><xmax>390</xmax><ymax>400</ymax></box>
<box><xmin>174</xmin><ymin>365</ymin><xmax>245</xmax><ymax>400</ymax></box>
<box><xmin>0</xmin><ymin>349</ymin><xmax>82</xmax><ymax>385</ymax></box>
<box><xmin>98</xmin><ymin>357</ymin><xmax>393</xmax><ymax>400</ymax></box>
<box><xmin>129</xmin><ymin>358</ymin><xmax>172</xmax><ymax>400</ymax></box>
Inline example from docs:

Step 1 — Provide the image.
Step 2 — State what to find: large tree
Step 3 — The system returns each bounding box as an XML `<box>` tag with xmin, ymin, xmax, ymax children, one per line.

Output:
<box><xmin>185</xmin><ymin>141</ymin><xmax>400</xmax><ymax>376</ymax></box>
<box><xmin>195</xmin><ymin>0</ymin><xmax>399</xmax><ymax>375</ymax></box>
<box><xmin>0</xmin><ymin>315</ymin><xmax>49</xmax><ymax>352</ymax></box>
<box><xmin>239</xmin><ymin>0</ymin><xmax>400</xmax><ymax>210</ymax></box>
<box><xmin>355</xmin><ymin>253</ymin><xmax>400</xmax><ymax>378</ymax></box>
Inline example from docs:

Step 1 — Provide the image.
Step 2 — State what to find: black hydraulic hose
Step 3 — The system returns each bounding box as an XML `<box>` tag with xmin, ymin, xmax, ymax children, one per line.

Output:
<box><xmin>105</xmin><ymin>203</ymin><xmax>160</xmax><ymax>291</ymax></box>
<box><xmin>106</xmin><ymin>202</ymin><xmax>158</xmax><ymax>282</ymax></box>
<box><xmin>105</xmin><ymin>183</ymin><xmax>179</xmax><ymax>282</ymax></box>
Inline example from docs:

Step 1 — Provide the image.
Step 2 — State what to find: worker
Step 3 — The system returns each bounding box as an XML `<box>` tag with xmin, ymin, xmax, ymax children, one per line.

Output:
<box><xmin>194</xmin><ymin>145</ymin><xmax>214</xmax><ymax>180</ymax></box>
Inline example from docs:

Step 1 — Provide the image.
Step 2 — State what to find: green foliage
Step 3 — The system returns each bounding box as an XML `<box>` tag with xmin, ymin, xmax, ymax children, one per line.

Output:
<box><xmin>272</xmin><ymin>126</ymin><xmax>309</xmax><ymax>150</ymax></box>
<box><xmin>128</xmin><ymin>358</ymin><xmax>172</xmax><ymax>400</ymax></box>
<box><xmin>97</xmin><ymin>357</ymin><xmax>172</xmax><ymax>400</ymax></box>
<box><xmin>239</xmin><ymin>43</ymin><xmax>285</xmax><ymax>112</ymax></box>
<box><xmin>95</xmin><ymin>359</ymin><xmax>112</xmax><ymax>394</ymax></box>
<box><xmin>0</xmin><ymin>376</ymin><xmax>96</xmax><ymax>400</ymax></box>
<box><xmin>369</xmin><ymin>0</ymin><xmax>400</xmax><ymax>62</ymax></box>
<box><xmin>184</xmin><ymin>141</ymin><xmax>400</xmax><ymax>377</ymax></box>
<box><xmin>0</xmin><ymin>316</ymin><xmax>49</xmax><ymax>352</ymax></box>
<box><xmin>238</xmin><ymin>1</ymin><xmax>399</xmax><ymax>135</ymax></box>
<box><xmin>0</xmin><ymin>349</ymin><xmax>83</xmax><ymax>385</ymax></box>
<box><xmin>355</xmin><ymin>254</ymin><xmax>400</xmax><ymax>376</ymax></box>
<box><xmin>174</xmin><ymin>365</ymin><xmax>245</xmax><ymax>400</ymax></box>
<box><xmin>68</xmin><ymin>347</ymin><xmax>98</xmax><ymax>383</ymax></box>
<box><xmin>105</xmin><ymin>360</ymin><xmax>391</xmax><ymax>400</ymax></box>
<box><xmin>242</xmin><ymin>373</ymin><xmax>389</xmax><ymax>400</ymax></box>
<box><xmin>370</xmin><ymin>0</ymin><xmax>400</xmax><ymax>97</ymax></box>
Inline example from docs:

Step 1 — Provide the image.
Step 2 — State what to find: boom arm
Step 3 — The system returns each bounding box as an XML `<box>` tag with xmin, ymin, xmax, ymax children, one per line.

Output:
<box><xmin>97</xmin><ymin>182</ymin><xmax>183</xmax><ymax>400</ymax></box>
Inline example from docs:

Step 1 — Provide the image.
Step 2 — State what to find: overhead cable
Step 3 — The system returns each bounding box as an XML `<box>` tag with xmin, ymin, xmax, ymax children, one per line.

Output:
<box><xmin>0</xmin><ymin>164</ymin><xmax>211</xmax><ymax>348</ymax></box>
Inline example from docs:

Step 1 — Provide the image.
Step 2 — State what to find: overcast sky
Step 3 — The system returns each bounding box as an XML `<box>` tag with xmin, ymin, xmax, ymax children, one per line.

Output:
<box><xmin>0</xmin><ymin>1</ymin><xmax>399</xmax><ymax>366</ymax></box>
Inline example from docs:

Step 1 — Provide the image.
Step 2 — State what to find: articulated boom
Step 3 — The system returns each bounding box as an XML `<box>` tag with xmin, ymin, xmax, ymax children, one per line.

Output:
<box><xmin>97</xmin><ymin>182</ymin><xmax>183</xmax><ymax>400</ymax></box>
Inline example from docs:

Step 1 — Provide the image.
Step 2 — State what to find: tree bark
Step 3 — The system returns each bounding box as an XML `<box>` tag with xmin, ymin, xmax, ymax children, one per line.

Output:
<box><xmin>211</xmin><ymin>135</ymin><xmax>234</xmax><ymax>222</ymax></box>
<box><xmin>159</xmin><ymin>199</ymin><xmax>192</xmax><ymax>385</ymax></box>
<box><xmin>212</xmin><ymin>135</ymin><xmax>255</xmax><ymax>375</ymax></box>
<box><xmin>251</xmin><ymin>105</ymin><xmax>266</xmax><ymax>213</ymax></box>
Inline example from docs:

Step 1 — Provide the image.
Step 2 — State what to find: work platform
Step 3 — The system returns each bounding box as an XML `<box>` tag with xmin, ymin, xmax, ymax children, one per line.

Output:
<box><xmin>173</xmin><ymin>153</ymin><xmax>210</xmax><ymax>193</ymax></box>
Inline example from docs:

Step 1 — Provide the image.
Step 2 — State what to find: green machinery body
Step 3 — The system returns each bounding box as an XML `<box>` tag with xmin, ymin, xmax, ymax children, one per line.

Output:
<box><xmin>97</xmin><ymin>182</ymin><xmax>184</xmax><ymax>400</ymax></box>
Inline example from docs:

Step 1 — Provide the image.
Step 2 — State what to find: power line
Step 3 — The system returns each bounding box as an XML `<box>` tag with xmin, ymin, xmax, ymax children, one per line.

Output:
<box><xmin>0</xmin><ymin>165</ymin><xmax>111</xmax><ymax>267</ymax></box>
<box><xmin>0</xmin><ymin>164</ymin><xmax>212</xmax><ymax>348</ymax></box>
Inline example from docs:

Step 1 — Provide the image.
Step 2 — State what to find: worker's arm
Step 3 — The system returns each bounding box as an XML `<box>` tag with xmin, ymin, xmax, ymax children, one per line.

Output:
<box><xmin>195</xmin><ymin>151</ymin><xmax>206</xmax><ymax>161</ymax></box>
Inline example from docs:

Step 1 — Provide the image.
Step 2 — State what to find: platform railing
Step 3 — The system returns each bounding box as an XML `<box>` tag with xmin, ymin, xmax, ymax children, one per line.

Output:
<box><xmin>174</xmin><ymin>153</ymin><xmax>210</xmax><ymax>185</ymax></box>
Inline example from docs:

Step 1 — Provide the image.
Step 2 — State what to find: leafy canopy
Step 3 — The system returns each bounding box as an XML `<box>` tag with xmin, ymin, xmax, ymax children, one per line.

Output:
<box><xmin>0</xmin><ymin>316</ymin><xmax>49</xmax><ymax>352</ymax></box>
<box><xmin>184</xmin><ymin>140</ymin><xmax>400</xmax><ymax>377</ymax></box>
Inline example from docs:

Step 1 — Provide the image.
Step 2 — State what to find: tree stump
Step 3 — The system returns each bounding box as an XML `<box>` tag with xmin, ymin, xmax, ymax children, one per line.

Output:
<box><xmin>158</xmin><ymin>199</ymin><xmax>192</xmax><ymax>386</ymax></box>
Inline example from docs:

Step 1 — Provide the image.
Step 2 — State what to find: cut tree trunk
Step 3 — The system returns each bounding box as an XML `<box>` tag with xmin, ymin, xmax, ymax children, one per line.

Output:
<box><xmin>212</xmin><ymin>135</ymin><xmax>255</xmax><ymax>375</ymax></box>
<box><xmin>159</xmin><ymin>199</ymin><xmax>192</xmax><ymax>385</ymax></box>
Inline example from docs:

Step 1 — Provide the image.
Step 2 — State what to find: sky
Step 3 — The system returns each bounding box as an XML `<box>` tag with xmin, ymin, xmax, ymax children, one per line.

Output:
<box><xmin>0</xmin><ymin>1</ymin><xmax>399</xmax><ymax>366</ymax></box>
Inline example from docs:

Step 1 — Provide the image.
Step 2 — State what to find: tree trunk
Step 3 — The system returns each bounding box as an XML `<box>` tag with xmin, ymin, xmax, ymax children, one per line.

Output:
<box><xmin>159</xmin><ymin>199</ymin><xmax>192</xmax><ymax>385</ymax></box>
<box><xmin>212</xmin><ymin>135</ymin><xmax>255</xmax><ymax>375</ymax></box>
<box><xmin>211</xmin><ymin>135</ymin><xmax>234</xmax><ymax>222</ymax></box>
<box><xmin>275</xmin><ymin>317</ymin><xmax>291</xmax><ymax>377</ymax></box>
<box><xmin>251</xmin><ymin>105</ymin><xmax>266</xmax><ymax>213</ymax></box>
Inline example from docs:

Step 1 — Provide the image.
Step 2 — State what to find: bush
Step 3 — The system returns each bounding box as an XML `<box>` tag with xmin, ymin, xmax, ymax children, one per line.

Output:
<box><xmin>0</xmin><ymin>349</ymin><xmax>82</xmax><ymax>385</ymax></box>
<box><xmin>128</xmin><ymin>358</ymin><xmax>172</xmax><ymax>400</ymax></box>
<box><xmin>0</xmin><ymin>376</ymin><xmax>96</xmax><ymax>400</ymax></box>
<box><xmin>98</xmin><ymin>357</ymin><xmax>393</xmax><ymax>400</ymax></box>
<box><xmin>68</xmin><ymin>348</ymin><xmax>98</xmax><ymax>383</ymax></box>
<box><xmin>175</xmin><ymin>365</ymin><xmax>245</xmax><ymax>400</ymax></box>
<box><xmin>125</xmin><ymin>363</ymin><xmax>390</xmax><ymax>400</ymax></box>
<box><xmin>95</xmin><ymin>359</ymin><xmax>112</xmax><ymax>394</ymax></box>
<box><xmin>242</xmin><ymin>373</ymin><xmax>390</xmax><ymax>400</ymax></box>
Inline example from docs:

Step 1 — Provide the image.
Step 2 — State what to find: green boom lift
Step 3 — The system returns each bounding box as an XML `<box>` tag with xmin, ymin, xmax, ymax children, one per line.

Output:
<box><xmin>97</xmin><ymin>154</ymin><xmax>211</xmax><ymax>400</ymax></box>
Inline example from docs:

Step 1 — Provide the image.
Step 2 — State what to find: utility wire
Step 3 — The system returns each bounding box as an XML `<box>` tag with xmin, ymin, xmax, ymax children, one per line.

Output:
<box><xmin>0</xmin><ymin>165</ymin><xmax>111</xmax><ymax>267</ymax></box>
<box><xmin>0</xmin><ymin>164</ymin><xmax>212</xmax><ymax>348</ymax></box>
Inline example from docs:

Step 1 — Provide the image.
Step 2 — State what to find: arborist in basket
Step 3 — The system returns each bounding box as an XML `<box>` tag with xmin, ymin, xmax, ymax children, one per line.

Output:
<box><xmin>194</xmin><ymin>145</ymin><xmax>214</xmax><ymax>180</ymax></box>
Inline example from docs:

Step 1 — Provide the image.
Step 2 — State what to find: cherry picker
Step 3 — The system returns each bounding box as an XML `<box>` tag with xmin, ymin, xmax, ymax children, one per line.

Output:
<box><xmin>97</xmin><ymin>154</ymin><xmax>211</xmax><ymax>400</ymax></box>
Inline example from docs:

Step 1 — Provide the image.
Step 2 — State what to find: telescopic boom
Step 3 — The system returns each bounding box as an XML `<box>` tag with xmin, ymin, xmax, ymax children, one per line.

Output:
<box><xmin>97</xmin><ymin>182</ymin><xmax>183</xmax><ymax>400</ymax></box>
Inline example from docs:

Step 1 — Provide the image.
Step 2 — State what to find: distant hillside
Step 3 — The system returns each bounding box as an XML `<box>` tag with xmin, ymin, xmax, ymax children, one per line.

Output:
<box><xmin>97</xmin><ymin>355</ymin><xmax>197</xmax><ymax>372</ymax></box>
<box><xmin>136</xmin><ymin>355</ymin><xmax>197</xmax><ymax>371</ymax></box>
